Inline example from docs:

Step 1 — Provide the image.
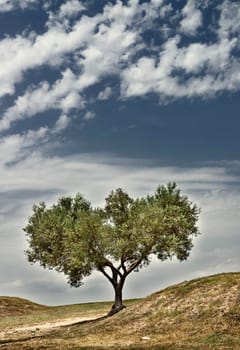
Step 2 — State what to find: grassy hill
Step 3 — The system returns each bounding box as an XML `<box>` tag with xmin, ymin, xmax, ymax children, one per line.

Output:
<box><xmin>1</xmin><ymin>272</ymin><xmax>240</xmax><ymax>349</ymax></box>
<box><xmin>0</xmin><ymin>296</ymin><xmax>48</xmax><ymax>317</ymax></box>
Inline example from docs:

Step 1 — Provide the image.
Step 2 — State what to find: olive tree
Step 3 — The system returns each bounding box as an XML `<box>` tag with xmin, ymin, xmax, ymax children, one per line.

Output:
<box><xmin>24</xmin><ymin>183</ymin><xmax>200</xmax><ymax>315</ymax></box>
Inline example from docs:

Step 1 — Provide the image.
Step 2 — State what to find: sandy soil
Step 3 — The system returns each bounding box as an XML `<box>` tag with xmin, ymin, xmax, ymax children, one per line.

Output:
<box><xmin>0</xmin><ymin>314</ymin><xmax>103</xmax><ymax>341</ymax></box>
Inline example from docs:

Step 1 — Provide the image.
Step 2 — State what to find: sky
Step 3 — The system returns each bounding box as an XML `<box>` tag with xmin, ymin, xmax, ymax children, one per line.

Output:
<box><xmin>0</xmin><ymin>0</ymin><xmax>239</xmax><ymax>306</ymax></box>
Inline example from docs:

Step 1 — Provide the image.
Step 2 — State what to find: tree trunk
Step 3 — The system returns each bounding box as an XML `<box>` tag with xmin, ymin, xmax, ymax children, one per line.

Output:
<box><xmin>108</xmin><ymin>283</ymin><xmax>126</xmax><ymax>316</ymax></box>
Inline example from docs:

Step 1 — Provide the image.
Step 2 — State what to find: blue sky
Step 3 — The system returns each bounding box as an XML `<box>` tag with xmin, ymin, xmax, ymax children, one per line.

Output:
<box><xmin>0</xmin><ymin>0</ymin><xmax>240</xmax><ymax>305</ymax></box>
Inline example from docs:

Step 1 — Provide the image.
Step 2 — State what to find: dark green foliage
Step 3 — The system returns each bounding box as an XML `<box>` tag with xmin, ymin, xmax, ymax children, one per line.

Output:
<box><xmin>24</xmin><ymin>182</ymin><xmax>200</xmax><ymax>313</ymax></box>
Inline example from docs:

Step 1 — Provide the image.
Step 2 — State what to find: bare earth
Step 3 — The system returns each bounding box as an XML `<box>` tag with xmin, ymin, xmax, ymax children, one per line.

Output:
<box><xmin>0</xmin><ymin>314</ymin><xmax>102</xmax><ymax>341</ymax></box>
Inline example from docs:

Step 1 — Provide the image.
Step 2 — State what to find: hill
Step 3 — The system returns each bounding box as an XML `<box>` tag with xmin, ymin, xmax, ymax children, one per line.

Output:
<box><xmin>0</xmin><ymin>296</ymin><xmax>48</xmax><ymax>317</ymax></box>
<box><xmin>1</xmin><ymin>272</ymin><xmax>240</xmax><ymax>349</ymax></box>
<box><xmin>51</xmin><ymin>272</ymin><xmax>240</xmax><ymax>349</ymax></box>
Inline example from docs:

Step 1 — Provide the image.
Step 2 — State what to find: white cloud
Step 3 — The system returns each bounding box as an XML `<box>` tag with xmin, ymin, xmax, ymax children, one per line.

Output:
<box><xmin>0</xmin><ymin>1</ymin><xmax>144</xmax><ymax>100</ymax></box>
<box><xmin>0</xmin><ymin>35</ymin><xmax>31</xmax><ymax>96</ymax></box>
<box><xmin>0</xmin><ymin>0</ymin><xmax>240</xmax><ymax>133</ymax></box>
<box><xmin>0</xmin><ymin>144</ymin><xmax>238</xmax><ymax>195</ymax></box>
<box><xmin>159</xmin><ymin>4</ymin><xmax>173</xmax><ymax>17</ymax></box>
<box><xmin>0</xmin><ymin>69</ymin><xmax>85</xmax><ymax>132</ymax></box>
<box><xmin>103</xmin><ymin>0</ymin><xmax>139</xmax><ymax>27</ymax></box>
<box><xmin>46</xmin><ymin>0</ymin><xmax>85</xmax><ymax>30</ymax></box>
<box><xmin>121</xmin><ymin>28</ymin><xmax>240</xmax><ymax>100</ymax></box>
<box><xmin>58</xmin><ymin>0</ymin><xmax>85</xmax><ymax>19</ymax></box>
<box><xmin>83</xmin><ymin>111</ymin><xmax>95</xmax><ymax>120</ymax></box>
<box><xmin>54</xmin><ymin>114</ymin><xmax>70</xmax><ymax>132</ymax></box>
<box><xmin>0</xmin><ymin>16</ymin><xmax>97</xmax><ymax>98</ymax></box>
<box><xmin>0</xmin><ymin>1</ymin><xmax>145</xmax><ymax>131</ymax></box>
<box><xmin>175</xmin><ymin>38</ymin><xmax>236</xmax><ymax>73</ymax></box>
<box><xmin>180</xmin><ymin>0</ymin><xmax>202</xmax><ymax>35</ymax></box>
<box><xmin>0</xmin><ymin>0</ymin><xmax>13</xmax><ymax>12</ymax></box>
<box><xmin>80</xmin><ymin>22</ymin><xmax>137</xmax><ymax>80</ymax></box>
<box><xmin>219</xmin><ymin>0</ymin><xmax>240</xmax><ymax>39</ymax></box>
<box><xmin>120</xmin><ymin>36</ymin><xmax>180</xmax><ymax>97</ymax></box>
<box><xmin>0</xmin><ymin>127</ymin><xmax>48</xmax><ymax>165</ymax></box>
<box><xmin>0</xmin><ymin>0</ymin><xmax>37</xmax><ymax>12</ymax></box>
<box><xmin>60</xmin><ymin>91</ymin><xmax>83</xmax><ymax>112</ymax></box>
<box><xmin>0</xmin><ymin>122</ymin><xmax>70</xmax><ymax>166</ymax></box>
<box><xmin>151</xmin><ymin>0</ymin><xmax>164</xmax><ymax>8</ymax></box>
<box><xmin>0</xmin><ymin>0</ymin><xmax>165</xmax><ymax>101</ymax></box>
<box><xmin>98</xmin><ymin>86</ymin><xmax>113</xmax><ymax>100</ymax></box>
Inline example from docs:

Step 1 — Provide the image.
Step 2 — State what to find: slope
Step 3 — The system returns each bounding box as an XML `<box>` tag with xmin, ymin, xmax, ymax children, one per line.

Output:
<box><xmin>1</xmin><ymin>273</ymin><xmax>240</xmax><ymax>349</ymax></box>
<box><xmin>0</xmin><ymin>296</ymin><xmax>48</xmax><ymax>317</ymax></box>
<box><xmin>52</xmin><ymin>272</ymin><xmax>240</xmax><ymax>349</ymax></box>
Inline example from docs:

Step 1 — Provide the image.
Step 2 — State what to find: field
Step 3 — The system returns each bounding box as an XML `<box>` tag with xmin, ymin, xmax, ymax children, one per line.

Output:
<box><xmin>0</xmin><ymin>272</ymin><xmax>240</xmax><ymax>349</ymax></box>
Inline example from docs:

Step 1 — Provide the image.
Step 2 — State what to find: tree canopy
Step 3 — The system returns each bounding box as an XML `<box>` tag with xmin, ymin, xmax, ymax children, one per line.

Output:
<box><xmin>24</xmin><ymin>182</ymin><xmax>200</xmax><ymax>315</ymax></box>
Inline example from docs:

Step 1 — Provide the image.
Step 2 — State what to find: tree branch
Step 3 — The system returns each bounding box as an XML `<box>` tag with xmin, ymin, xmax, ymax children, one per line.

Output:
<box><xmin>126</xmin><ymin>257</ymin><xmax>143</xmax><ymax>276</ymax></box>
<box><xmin>98</xmin><ymin>266</ymin><xmax>115</xmax><ymax>287</ymax></box>
<box><xmin>105</xmin><ymin>260</ymin><xmax>123</xmax><ymax>280</ymax></box>
<box><xmin>121</xmin><ymin>257</ymin><xmax>127</xmax><ymax>275</ymax></box>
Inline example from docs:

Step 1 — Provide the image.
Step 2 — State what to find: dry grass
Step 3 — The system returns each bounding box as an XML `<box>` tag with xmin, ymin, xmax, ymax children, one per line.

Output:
<box><xmin>0</xmin><ymin>273</ymin><xmax>240</xmax><ymax>349</ymax></box>
<box><xmin>0</xmin><ymin>297</ymin><xmax>48</xmax><ymax>317</ymax></box>
<box><xmin>0</xmin><ymin>299</ymin><xmax>138</xmax><ymax>331</ymax></box>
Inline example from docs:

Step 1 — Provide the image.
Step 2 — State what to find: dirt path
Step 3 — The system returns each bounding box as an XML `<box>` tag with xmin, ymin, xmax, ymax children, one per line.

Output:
<box><xmin>0</xmin><ymin>314</ymin><xmax>103</xmax><ymax>341</ymax></box>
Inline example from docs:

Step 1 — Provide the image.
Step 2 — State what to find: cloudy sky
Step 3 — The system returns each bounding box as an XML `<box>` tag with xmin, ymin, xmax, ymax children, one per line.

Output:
<box><xmin>0</xmin><ymin>0</ymin><xmax>239</xmax><ymax>306</ymax></box>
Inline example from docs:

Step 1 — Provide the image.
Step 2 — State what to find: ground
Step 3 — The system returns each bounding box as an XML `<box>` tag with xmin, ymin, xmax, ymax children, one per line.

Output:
<box><xmin>0</xmin><ymin>273</ymin><xmax>240</xmax><ymax>349</ymax></box>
